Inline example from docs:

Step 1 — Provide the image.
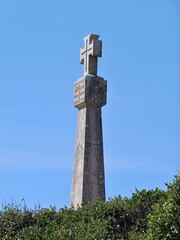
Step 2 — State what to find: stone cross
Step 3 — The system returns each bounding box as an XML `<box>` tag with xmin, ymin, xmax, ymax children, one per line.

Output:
<box><xmin>80</xmin><ymin>34</ymin><xmax>102</xmax><ymax>76</ymax></box>
<box><xmin>71</xmin><ymin>34</ymin><xmax>107</xmax><ymax>207</ymax></box>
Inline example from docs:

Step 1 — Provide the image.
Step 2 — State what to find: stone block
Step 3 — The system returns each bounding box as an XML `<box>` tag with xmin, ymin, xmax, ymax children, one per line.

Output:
<box><xmin>74</xmin><ymin>75</ymin><xmax>107</xmax><ymax>109</ymax></box>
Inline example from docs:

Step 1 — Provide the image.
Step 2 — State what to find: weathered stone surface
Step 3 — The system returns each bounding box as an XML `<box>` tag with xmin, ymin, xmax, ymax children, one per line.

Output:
<box><xmin>71</xmin><ymin>106</ymin><xmax>105</xmax><ymax>206</ymax></box>
<box><xmin>71</xmin><ymin>34</ymin><xmax>106</xmax><ymax>207</ymax></box>
<box><xmin>74</xmin><ymin>75</ymin><xmax>107</xmax><ymax>109</ymax></box>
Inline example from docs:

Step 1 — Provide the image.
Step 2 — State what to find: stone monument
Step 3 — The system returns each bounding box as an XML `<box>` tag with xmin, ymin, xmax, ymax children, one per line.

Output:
<box><xmin>71</xmin><ymin>34</ymin><xmax>107</xmax><ymax>207</ymax></box>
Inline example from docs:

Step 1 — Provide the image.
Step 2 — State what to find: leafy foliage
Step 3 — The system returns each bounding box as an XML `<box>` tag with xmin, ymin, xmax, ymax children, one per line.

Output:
<box><xmin>0</xmin><ymin>175</ymin><xmax>179</xmax><ymax>240</ymax></box>
<box><xmin>145</xmin><ymin>174</ymin><xmax>180</xmax><ymax>240</ymax></box>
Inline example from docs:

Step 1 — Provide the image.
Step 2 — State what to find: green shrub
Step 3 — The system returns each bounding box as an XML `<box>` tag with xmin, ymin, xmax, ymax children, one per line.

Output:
<box><xmin>0</xmin><ymin>175</ymin><xmax>179</xmax><ymax>239</ymax></box>
<box><xmin>145</xmin><ymin>174</ymin><xmax>180</xmax><ymax>240</ymax></box>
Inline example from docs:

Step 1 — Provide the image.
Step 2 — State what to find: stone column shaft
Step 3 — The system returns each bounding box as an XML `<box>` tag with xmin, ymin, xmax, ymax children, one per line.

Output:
<box><xmin>71</xmin><ymin>106</ymin><xmax>105</xmax><ymax>206</ymax></box>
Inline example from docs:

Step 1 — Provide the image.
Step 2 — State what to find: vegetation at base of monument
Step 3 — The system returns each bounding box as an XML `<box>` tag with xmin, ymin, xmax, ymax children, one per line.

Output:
<box><xmin>0</xmin><ymin>175</ymin><xmax>179</xmax><ymax>240</ymax></box>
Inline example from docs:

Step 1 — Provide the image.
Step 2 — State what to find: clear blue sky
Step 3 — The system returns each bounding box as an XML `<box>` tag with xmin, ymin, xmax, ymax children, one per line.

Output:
<box><xmin>0</xmin><ymin>0</ymin><xmax>179</xmax><ymax>209</ymax></box>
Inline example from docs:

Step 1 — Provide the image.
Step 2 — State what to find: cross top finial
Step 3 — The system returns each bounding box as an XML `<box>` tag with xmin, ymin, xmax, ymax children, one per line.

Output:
<box><xmin>80</xmin><ymin>34</ymin><xmax>102</xmax><ymax>76</ymax></box>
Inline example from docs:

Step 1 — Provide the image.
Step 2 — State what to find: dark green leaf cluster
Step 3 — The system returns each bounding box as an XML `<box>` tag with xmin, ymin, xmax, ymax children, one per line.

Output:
<box><xmin>145</xmin><ymin>174</ymin><xmax>180</xmax><ymax>240</ymax></box>
<box><xmin>0</xmin><ymin>175</ymin><xmax>179</xmax><ymax>240</ymax></box>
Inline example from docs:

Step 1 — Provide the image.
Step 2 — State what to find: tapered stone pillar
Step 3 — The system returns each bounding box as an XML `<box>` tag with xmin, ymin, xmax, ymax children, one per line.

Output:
<box><xmin>71</xmin><ymin>34</ymin><xmax>107</xmax><ymax>207</ymax></box>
